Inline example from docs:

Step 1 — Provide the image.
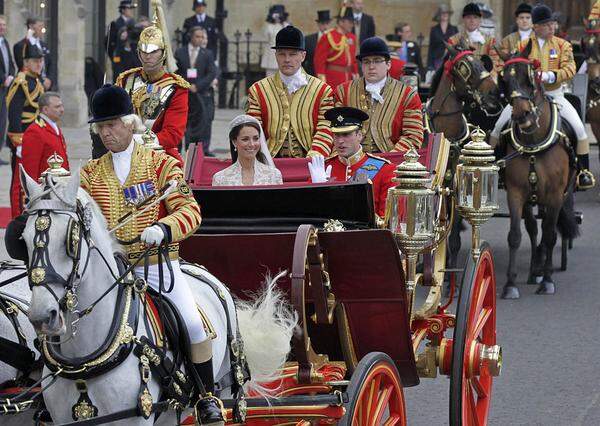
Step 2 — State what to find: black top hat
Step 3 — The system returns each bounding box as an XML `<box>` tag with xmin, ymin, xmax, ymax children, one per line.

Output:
<box><xmin>316</xmin><ymin>10</ymin><xmax>331</xmax><ymax>23</ymax></box>
<box><xmin>514</xmin><ymin>2</ymin><xmax>532</xmax><ymax>17</ymax></box>
<box><xmin>325</xmin><ymin>107</ymin><xmax>370</xmax><ymax>134</ymax></box>
<box><xmin>23</xmin><ymin>43</ymin><xmax>43</xmax><ymax>60</ymax></box>
<box><xmin>119</xmin><ymin>0</ymin><xmax>137</xmax><ymax>10</ymax></box>
<box><xmin>192</xmin><ymin>0</ymin><xmax>207</xmax><ymax>9</ymax></box>
<box><xmin>462</xmin><ymin>3</ymin><xmax>482</xmax><ymax>18</ymax></box>
<box><xmin>337</xmin><ymin>6</ymin><xmax>354</xmax><ymax>21</ymax></box>
<box><xmin>271</xmin><ymin>26</ymin><xmax>305</xmax><ymax>51</ymax></box>
<box><xmin>89</xmin><ymin>84</ymin><xmax>133</xmax><ymax>124</ymax></box>
<box><xmin>357</xmin><ymin>37</ymin><xmax>390</xmax><ymax>61</ymax></box>
<box><xmin>267</xmin><ymin>5</ymin><xmax>288</xmax><ymax>23</ymax></box>
<box><xmin>532</xmin><ymin>4</ymin><xmax>553</xmax><ymax>25</ymax></box>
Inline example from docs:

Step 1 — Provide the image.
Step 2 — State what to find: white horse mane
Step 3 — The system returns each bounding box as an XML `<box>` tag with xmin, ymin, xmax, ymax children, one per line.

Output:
<box><xmin>76</xmin><ymin>188</ymin><xmax>123</xmax><ymax>255</ymax></box>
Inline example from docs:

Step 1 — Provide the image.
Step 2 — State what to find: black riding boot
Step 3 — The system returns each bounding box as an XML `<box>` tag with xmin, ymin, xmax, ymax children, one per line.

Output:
<box><xmin>193</xmin><ymin>359</ymin><xmax>225</xmax><ymax>426</ymax></box>
<box><xmin>577</xmin><ymin>154</ymin><xmax>596</xmax><ymax>190</ymax></box>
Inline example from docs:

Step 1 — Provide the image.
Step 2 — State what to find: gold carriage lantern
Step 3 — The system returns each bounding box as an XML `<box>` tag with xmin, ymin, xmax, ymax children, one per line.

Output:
<box><xmin>456</xmin><ymin>127</ymin><xmax>499</xmax><ymax>259</ymax></box>
<box><xmin>386</xmin><ymin>148</ymin><xmax>435</xmax><ymax>298</ymax></box>
<box><xmin>39</xmin><ymin>152</ymin><xmax>70</xmax><ymax>183</ymax></box>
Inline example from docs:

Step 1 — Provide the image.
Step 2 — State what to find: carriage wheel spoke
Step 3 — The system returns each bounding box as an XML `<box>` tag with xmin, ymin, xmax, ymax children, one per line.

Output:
<box><xmin>472</xmin><ymin>308</ymin><xmax>492</xmax><ymax>340</ymax></box>
<box><xmin>363</xmin><ymin>374</ymin><xmax>382</xmax><ymax>424</ymax></box>
<box><xmin>466</xmin><ymin>382</ymin><xmax>481</xmax><ymax>426</ymax></box>
<box><xmin>473</xmin><ymin>277</ymin><xmax>490</xmax><ymax>319</ymax></box>
<box><xmin>372</xmin><ymin>384</ymin><xmax>394</xmax><ymax>425</ymax></box>
<box><xmin>471</xmin><ymin>376</ymin><xmax>488</xmax><ymax>399</ymax></box>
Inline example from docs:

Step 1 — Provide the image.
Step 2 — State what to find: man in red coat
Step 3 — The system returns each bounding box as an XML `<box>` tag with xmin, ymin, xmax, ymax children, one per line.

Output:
<box><xmin>313</xmin><ymin>6</ymin><xmax>358</xmax><ymax>89</ymax></box>
<box><xmin>309</xmin><ymin>106</ymin><xmax>396</xmax><ymax>219</ymax></box>
<box><xmin>21</xmin><ymin>92</ymin><xmax>69</xmax><ymax>182</ymax></box>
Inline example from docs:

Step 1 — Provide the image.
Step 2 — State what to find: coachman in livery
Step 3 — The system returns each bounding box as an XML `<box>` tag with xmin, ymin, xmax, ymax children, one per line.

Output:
<box><xmin>6</xmin><ymin>43</ymin><xmax>44</xmax><ymax>218</ymax></box>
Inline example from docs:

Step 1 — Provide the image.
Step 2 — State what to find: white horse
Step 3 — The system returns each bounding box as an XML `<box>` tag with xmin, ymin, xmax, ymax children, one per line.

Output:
<box><xmin>19</xmin><ymin>169</ymin><xmax>297</xmax><ymax>425</ymax></box>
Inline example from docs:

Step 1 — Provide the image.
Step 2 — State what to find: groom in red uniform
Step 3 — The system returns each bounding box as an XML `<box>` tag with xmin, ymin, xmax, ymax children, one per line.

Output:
<box><xmin>309</xmin><ymin>106</ymin><xmax>396</xmax><ymax>219</ymax></box>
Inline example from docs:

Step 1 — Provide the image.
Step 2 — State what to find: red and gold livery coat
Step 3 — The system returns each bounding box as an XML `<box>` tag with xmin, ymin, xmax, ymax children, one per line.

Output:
<box><xmin>589</xmin><ymin>0</ymin><xmax>600</xmax><ymax>21</ymax></box>
<box><xmin>335</xmin><ymin>77</ymin><xmax>424</xmax><ymax>152</ymax></box>
<box><xmin>115</xmin><ymin>68</ymin><xmax>190</xmax><ymax>165</ymax></box>
<box><xmin>448</xmin><ymin>31</ymin><xmax>501</xmax><ymax>75</ymax></box>
<box><xmin>80</xmin><ymin>143</ymin><xmax>201</xmax><ymax>264</ymax></box>
<box><xmin>326</xmin><ymin>150</ymin><xmax>396</xmax><ymax>218</ymax></box>
<box><xmin>313</xmin><ymin>28</ymin><xmax>359</xmax><ymax>89</ymax></box>
<box><xmin>247</xmin><ymin>71</ymin><xmax>334</xmax><ymax>157</ymax></box>
<box><xmin>22</xmin><ymin>117</ymin><xmax>70</xmax><ymax>182</ymax></box>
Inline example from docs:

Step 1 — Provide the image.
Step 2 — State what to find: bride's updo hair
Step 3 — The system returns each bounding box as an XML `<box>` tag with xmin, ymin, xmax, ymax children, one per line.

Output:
<box><xmin>229</xmin><ymin>121</ymin><xmax>268</xmax><ymax>164</ymax></box>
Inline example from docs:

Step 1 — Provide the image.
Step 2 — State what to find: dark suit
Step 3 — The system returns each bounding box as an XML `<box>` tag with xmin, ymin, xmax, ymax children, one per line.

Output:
<box><xmin>303</xmin><ymin>32</ymin><xmax>320</xmax><ymax>76</ymax></box>
<box><xmin>182</xmin><ymin>15</ymin><xmax>218</xmax><ymax>57</ymax></box>
<box><xmin>13</xmin><ymin>38</ymin><xmax>55</xmax><ymax>87</ymax></box>
<box><xmin>353</xmin><ymin>13</ymin><xmax>375</xmax><ymax>45</ymax></box>
<box><xmin>175</xmin><ymin>44</ymin><xmax>219</xmax><ymax>152</ymax></box>
<box><xmin>0</xmin><ymin>37</ymin><xmax>15</xmax><ymax>153</ymax></box>
<box><xmin>105</xmin><ymin>16</ymin><xmax>133</xmax><ymax>77</ymax></box>
<box><xmin>427</xmin><ymin>23</ymin><xmax>459</xmax><ymax>70</ymax></box>
<box><xmin>399</xmin><ymin>41</ymin><xmax>424</xmax><ymax>78</ymax></box>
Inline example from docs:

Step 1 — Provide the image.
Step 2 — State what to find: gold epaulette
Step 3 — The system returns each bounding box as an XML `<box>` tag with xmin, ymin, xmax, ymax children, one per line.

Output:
<box><xmin>366</xmin><ymin>152</ymin><xmax>392</xmax><ymax>164</ymax></box>
<box><xmin>115</xmin><ymin>67</ymin><xmax>143</xmax><ymax>87</ymax></box>
<box><xmin>166</xmin><ymin>73</ymin><xmax>191</xmax><ymax>90</ymax></box>
<box><xmin>6</xmin><ymin>72</ymin><xmax>27</xmax><ymax>107</ymax></box>
<box><xmin>34</xmin><ymin>116</ymin><xmax>46</xmax><ymax>127</ymax></box>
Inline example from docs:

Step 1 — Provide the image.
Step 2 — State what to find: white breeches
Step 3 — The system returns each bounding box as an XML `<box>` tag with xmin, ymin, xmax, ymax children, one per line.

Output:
<box><xmin>491</xmin><ymin>88</ymin><xmax>588</xmax><ymax>142</ymax></box>
<box><xmin>135</xmin><ymin>260</ymin><xmax>208</xmax><ymax>344</ymax></box>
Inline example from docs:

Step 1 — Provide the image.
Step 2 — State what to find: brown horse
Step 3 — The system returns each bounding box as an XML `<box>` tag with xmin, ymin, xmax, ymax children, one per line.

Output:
<box><xmin>581</xmin><ymin>28</ymin><xmax>600</xmax><ymax>151</ymax></box>
<box><xmin>426</xmin><ymin>42</ymin><xmax>502</xmax><ymax>271</ymax></box>
<box><xmin>498</xmin><ymin>44</ymin><xmax>580</xmax><ymax>299</ymax></box>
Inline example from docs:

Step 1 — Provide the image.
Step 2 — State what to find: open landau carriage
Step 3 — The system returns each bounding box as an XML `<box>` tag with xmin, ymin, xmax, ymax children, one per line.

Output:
<box><xmin>179</xmin><ymin>128</ymin><xmax>503</xmax><ymax>425</ymax></box>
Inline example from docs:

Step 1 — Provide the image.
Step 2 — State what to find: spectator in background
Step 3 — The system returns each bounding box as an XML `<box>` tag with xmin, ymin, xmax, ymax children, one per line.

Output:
<box><xmin>351</xmin><ymin>0</ymin><xmax>375</xmax><ymax>45</ymax></box>
<box><xmin>21</xmin><ymin>92</ymin><xmax>69</xmax><ymax>182</ymax></box>
<box><xmin>113</xmin><ymin>16</ymin><xmax>151</xmax><ymax>75</ymax></box>
<box><xmin>175</xmin><ymin>26</ymin><xmax>218</xmax><ymax>155</ymax></box>
<box><xmin>261</xmin><ymin>5</ymin><xmax>290</xmax><ymax>77</ymax></box>
<box><xmin>387</xmin><ymin>23</ymin><xmax>423</xmax><ymax>78</ymax></box>
<box><xmin>303</xmin><ymin>10</ymin><xmax>331</xmax><ymax>76</ymax></box>
<box><xmin>106</xmin><ymin>0</ymin><xmax>136</xmax><ymax>79</ymax></box>
<box><xmin>13</xmin><ymin>17</ymin><xmax>54</xmax><ymax>90</ymax></box>
<box><xmin>183</xmin><ymin>1</ymin><xmax>218</xmax><ymax>57</ymax></box>
<box><xmin>0</xmin><ymin>15</ymin><xmax>16</xmax><ymax>165</ymax></box>
<box><xmin>427</xmin><ymin>4</ymin><xmax>458</xmax><ymax>71</ymax></box>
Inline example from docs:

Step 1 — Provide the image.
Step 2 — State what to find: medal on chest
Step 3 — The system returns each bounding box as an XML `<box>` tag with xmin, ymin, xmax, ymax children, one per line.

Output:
<box><xmin>123</xmin><ymin>179</ymin><xmax>156</xmax><ymax>207</ymax></box>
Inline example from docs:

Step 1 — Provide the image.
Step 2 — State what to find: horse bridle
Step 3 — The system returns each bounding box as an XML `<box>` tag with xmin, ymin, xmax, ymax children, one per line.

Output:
<box><xmin>502</xmin><ymin>57</ymin><xmax>544</xmax><ymax>135</ymax></box>
<box><xmin>445</xmin><ymin>50</ymin><xmax>501</xmax><ymax>117</ymax></box>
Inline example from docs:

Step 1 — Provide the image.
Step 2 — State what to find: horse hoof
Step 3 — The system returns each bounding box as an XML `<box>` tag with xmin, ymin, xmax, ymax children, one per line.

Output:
<box><xmin>501</xmin><ymin>285</ymin><xmax>520</xmax><ymax>299</ymax></box>
<box><xmin>535</xmin><ymin>281</ymin><xmax>555</xmax><ymax>295</ymax></box>
<box><xmin>527</xmin><ymin>275</ymin><xmax>543</xmax><ymax>285</ymax></box>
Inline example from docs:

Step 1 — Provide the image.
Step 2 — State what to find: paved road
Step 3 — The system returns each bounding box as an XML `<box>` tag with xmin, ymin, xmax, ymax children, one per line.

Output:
<box><xmin>0</xmin><ymin>113</ymin><xmax>599</xmax><ymax>425</ymax></box>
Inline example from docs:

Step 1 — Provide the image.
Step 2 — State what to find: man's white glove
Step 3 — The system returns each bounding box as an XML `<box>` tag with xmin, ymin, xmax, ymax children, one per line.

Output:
<box><xmin>541</xmin><ymin>71</ymin><xmax>556</xmax><ymax>84</ymax></box>
<box><xmin>141</xmin><ymin>225</ymin><xmax>165</xmax><ymax>246</ymax></box>
<box><xmin>308</xmin><ymin>155</ymin><xmax>332</xmax><ymax>183</ymax></box>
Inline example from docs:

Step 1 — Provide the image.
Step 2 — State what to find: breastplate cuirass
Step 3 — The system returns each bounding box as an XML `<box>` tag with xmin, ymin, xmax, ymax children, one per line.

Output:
<box><xmin>126</xmin><ymin>76</ymin><xmax>175</xmax><ymax>121</ymax></box>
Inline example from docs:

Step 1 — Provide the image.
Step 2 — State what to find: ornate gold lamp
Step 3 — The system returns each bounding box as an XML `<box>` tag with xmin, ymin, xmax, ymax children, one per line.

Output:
<box><xmin>39</xmin><ymin>152</ymin><xmax>70</xmax><ymax>182</ymax></box>
<box><xmin>386</xmin><ymin>148</ymin><xmax>435</xmax><ymax>311</ymax></box>
<box><xmin>456</xmin><ymin>127</ymin><xmax>499</xmax><ymax>259</ymax></box>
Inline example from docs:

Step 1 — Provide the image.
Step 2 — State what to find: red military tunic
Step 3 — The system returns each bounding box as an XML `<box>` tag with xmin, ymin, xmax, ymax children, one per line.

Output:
<box><xmin>21</xmin><ymin>116</ymin><xmax>70</xmax><ymax>182</ymax></box>
<box><xmin>116</xmin><ymin>68</ymin><xmax>190</xmax><ymax>165</ymax></box>
<box><xmin>389</xmin><ymin>54</ymin><xmax>406</xmax><ymax>80</ymax></box>
<box><xmin>326</xmin><ymin>150</ymin><xmax>396</xmax><ymax>218</ymax></box>
<box><xmin>314</xmin><ymin>28</ymin><xmax>358</xmax><ymax>90</ymax></box>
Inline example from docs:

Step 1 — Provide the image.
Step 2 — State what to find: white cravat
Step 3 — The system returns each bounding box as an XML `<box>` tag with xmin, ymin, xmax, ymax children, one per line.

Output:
<box><xmin>279</xmin><ymin>68</ymin><xmax>308</xmax><ymax>94</ymax></box>
<box><xmin>519</xmin><ymin>29</ymin><xmax>532</xmax><ymax>41</ymax></box>
<box><xmin>537</xmin><ymin>37</ymin><xmax>546</xmax><ymax>50</ymax></box>
<box><xmin>196</xmin><ymin>13</ymin><xmax>206</xmax><ymax>23</ymax></box>
<box><xmin>467</xmin><ymin>29</ymin><xmax>485</xmax><ymax>44</ymax></box>
<box><xmin>112</xmin><ymin>140</ymin><xmax>134</xmax><ymax>185</ymax></box>
<box><xmin>353</xmin><ymin>12</ymin><xmax>363</xmax><ymax>21</ymax></box>
<box><xmin>40</xmin><ymin>113</ymin><xmax>59</xmax><ymax>135</ymax></box>
<box><xmin>27</xmin><ymin>35</ymin><xmax>41</xmax><ymax>49</ymax></box>
<box><xmin>365</xmin><ymin>76</ymin><xmax>386</xmax><ymax>104</ymax></box>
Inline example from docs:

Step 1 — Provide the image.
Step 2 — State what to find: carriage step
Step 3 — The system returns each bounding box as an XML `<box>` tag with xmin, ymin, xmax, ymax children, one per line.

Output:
<box><xmin>438</xmin><ymin>268</ymin><xmax>464</xmax><ymax>273</ymax></box>
<box><xmin>222</xmin><ymin>392</ymin><xmax>348</xmax><ymax>409</ymax></box>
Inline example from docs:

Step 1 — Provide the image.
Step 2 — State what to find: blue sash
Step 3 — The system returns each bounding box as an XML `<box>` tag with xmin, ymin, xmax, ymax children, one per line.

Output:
<box><xmin>354</xmin><ymin>157</ymin><xmax>386</xmax><ymax>181</ymax></box>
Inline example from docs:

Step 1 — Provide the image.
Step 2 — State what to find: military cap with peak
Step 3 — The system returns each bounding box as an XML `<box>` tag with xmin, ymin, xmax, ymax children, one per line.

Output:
<box><xmin>325</xmin><ymin>107</ymin><xmax>370</xmax><ymax>134</ymax></box>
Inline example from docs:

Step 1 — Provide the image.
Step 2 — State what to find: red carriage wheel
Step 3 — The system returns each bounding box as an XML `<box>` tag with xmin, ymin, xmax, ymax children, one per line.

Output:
<box><xmin>340</xmin><ymin>352</ymin><xmax>407</xmax><ymax>426</ymax></box>
<box><xmin>449</xmin><ymin>242</ymin><xmax>502</xmax><ymax>426</ymax></box>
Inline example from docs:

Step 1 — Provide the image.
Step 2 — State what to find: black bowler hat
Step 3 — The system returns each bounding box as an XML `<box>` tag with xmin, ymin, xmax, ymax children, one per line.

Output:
<box><xmin>23</xmin><ymin>42</ymin><xmax>43</xmax><ymax>60</ymax></box>
<box><xmin>338</xmin><ymin>6</ymin><xmax>354</xmax><ymax>21</ymax></box>
<box><xmin>357</xmin><ymin>37</ymin><xmax>390</xmax><ymax>61</ymax></box>
<box><xmin>118</xmin><ymin>0</ymin><xmax>137</xmax><ymax>10</ymax></box>
<box><xmin>316</xmin><ymin>10</ymin><xmax>331</xmax><ymax>23</ymax></box>
<box><xmin>514</xmin><ymin>2</ymin><xmax>532</xmax><ymax>17</ymax></box>
<box><xmin>462</xmin><ymin>3</ymin><xmax>482</xmax><ymax>18</ymax></box>
<box><xmin>192</xmin><ymin>0</ymin><xmax>206</xmax><ymax>9</ymax></box>
<box><xmin>532</xmin><ymin>4</ymin><xmax>553</xmax><ymax>25</ymax></box>
<box><xmin>89</xmin><ymin>84</ymin><xmax>133</xmax><ymax>124</ymax></box>
<box><xmin>271</xmin><ymin>26</ymin><xmax>305</xmax><ymax>51</ymax></box>
<box><xmin>325</xmin><ymin>107</ymin><xmax>370</xmax><ymax>134</ymax></box>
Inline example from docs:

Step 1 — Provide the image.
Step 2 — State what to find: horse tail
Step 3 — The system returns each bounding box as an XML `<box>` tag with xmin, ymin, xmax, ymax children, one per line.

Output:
<box><xmin>557</xmin><ymin>184</ymin><xmax>580</xmax><ymax>239</ymax></box>
<box><xmin>235</xmin><ymin>270</ymin><xmax>297</xmax><ymax>394</ymax></box>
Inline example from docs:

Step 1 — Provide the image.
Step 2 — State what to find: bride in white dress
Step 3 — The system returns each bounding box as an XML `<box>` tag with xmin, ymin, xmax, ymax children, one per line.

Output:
<box><xmin>212</xmin><ymin>115</ymin><xmax>283</xmax><ymax>186</ymax></box>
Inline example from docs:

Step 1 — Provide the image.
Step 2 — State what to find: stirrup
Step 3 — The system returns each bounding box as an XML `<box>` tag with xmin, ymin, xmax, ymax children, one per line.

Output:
<box><xmin>577</xmin><ymin>169</ymin><xmax>596</xmax><ymax>190</ymax></box>
<box><xmin>194</xmin><ymin>393</ymin><xmax>226</xmax><ymax>426</ymax></box>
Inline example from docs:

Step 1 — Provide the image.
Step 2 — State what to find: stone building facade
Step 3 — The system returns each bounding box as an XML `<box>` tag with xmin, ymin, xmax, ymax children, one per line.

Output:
<box><xmin>0</xmin><ymin>1</ymin><xmax>594</xmax><ymax>126</ymax></box>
